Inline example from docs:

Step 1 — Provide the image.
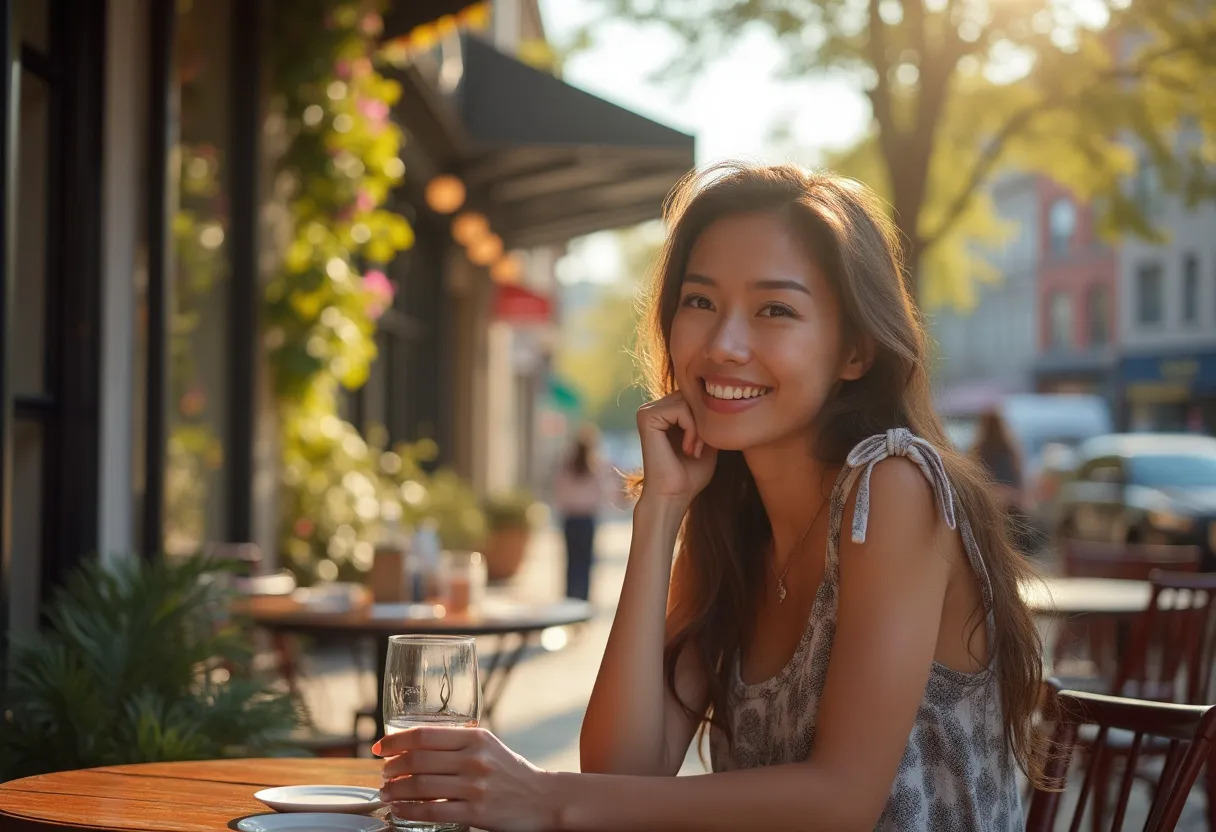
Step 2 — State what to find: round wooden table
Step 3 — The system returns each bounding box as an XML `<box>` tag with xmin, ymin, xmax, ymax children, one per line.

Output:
<box><xmin>236</xmin><ymin>595</ymin><xmax>593</xmax><ymax>733</ymax></box>
<box><xmin>1020</xmin><ymin>576</ymin><xmax>1152</xmax><ymax>618</ymax></box>
<box><xmin>0</xmin><ymin>758</ymin><xmax>478</xmax><ymax>832</ymax></box>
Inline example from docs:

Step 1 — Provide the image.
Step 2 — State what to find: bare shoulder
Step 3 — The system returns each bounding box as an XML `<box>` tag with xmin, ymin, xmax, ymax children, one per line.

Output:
<box><xmin>839</xmin><ymin>456</ymin><xmax>961</xmax><ymax>567</ymax></box>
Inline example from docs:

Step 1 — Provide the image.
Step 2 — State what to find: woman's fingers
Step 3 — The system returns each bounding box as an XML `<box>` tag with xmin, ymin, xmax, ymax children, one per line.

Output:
<box><xmin>382</xmin><ymin>749</ymin><xmax>469</xmax><ymax>779</ymax></box>
<box><xmin>660</xmin><ymin>394</ymin><xmax>699</xmax><ymax>455</ymax></box>
<box><xmin>373</xmin><ymin>726</ymin><xmax>477</xmax><ymax>757</ymax></box>
<box><xmin>380</xmin><ymin>773</ymin><xmax>475</xmax><ymax>802</ymax></box>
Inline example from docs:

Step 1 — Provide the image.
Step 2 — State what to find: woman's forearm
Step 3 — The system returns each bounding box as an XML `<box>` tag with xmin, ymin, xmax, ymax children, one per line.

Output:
<box><xmin>580</xmin><ymin>497</ymin><xmax>686</xmax><ymax>775</ymax></box>
<box><xmin>551</xmin><ymin>763</ymin><xmax>876</xmax><ymax>832</ymax></box>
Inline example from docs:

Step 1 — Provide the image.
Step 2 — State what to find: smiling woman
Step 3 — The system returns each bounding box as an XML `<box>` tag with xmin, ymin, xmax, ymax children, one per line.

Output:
<box><xmin>375</xmin><ymin>163</ymin><xmax>1045</xmax><ymax>832</ymax></box>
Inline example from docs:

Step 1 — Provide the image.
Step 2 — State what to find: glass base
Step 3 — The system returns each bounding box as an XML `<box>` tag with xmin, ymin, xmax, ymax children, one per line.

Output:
<box><xmin>390</xmin><ymin>818</ymin><xmax>467</xmax><ymax>832</ymax></box>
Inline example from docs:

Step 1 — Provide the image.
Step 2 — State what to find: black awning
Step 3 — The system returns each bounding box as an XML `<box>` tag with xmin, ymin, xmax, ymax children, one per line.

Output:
<box><xmin>395</xmin><ymin>34</ymin><xmax>695</xmax><ymax>248</ymax></box>
<box><xmin>382</xmin><ymin>1</ymin><xmax>481</xmax><ymax>39</ymax></box>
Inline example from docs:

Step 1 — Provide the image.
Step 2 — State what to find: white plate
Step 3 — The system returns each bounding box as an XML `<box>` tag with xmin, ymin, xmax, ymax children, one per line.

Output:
<box><xmin>253</xmin><ymin>785</ymin><xmax>385</xmax><ymax>814</ymax></box>
<box><xmin>237</xmin><ymin>814</ymin><xmax>388</xmax><ymax>832</ymax></box>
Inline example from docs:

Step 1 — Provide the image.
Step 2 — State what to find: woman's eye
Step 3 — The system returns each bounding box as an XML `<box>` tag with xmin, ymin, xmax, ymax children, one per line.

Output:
<box><xmin>681</xmin><ymin>294</ymin><xmax>714</xmax><ymax>310</ymax></box>
<box><xmin>760</xmin><ymin>303</ymin><xmax>798</xmax><ymax>318</ymax></box>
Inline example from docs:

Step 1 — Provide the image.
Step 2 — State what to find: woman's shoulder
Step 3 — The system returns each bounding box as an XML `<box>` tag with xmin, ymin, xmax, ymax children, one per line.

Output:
<box><xmin>835</xmin><ymin>429</ymin><xmax>960</xmax><ymax>549</ymax></box>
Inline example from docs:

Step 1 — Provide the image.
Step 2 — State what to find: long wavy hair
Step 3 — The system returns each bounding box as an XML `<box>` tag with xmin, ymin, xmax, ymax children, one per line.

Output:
<box><xmin>638</xmin><ymin>163</ymin><xmax>1044</xmax><ymax>780</ymax></box>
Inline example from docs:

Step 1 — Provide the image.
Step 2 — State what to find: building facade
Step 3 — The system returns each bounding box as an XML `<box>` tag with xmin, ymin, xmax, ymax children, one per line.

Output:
<box><xmin>1117</xmin><ymin>164</ymin><xmax>1216</xmax><ymax>432</ymax></box>
<box><xmin>931</xmin><ymin>173</ymin><xmax>1040</xmax><ymax>415</ymax></box>
<box><xmin>1032</xmin><ymin>178</ymin><xmax>1120</xmax><ymax>402</ymax></box>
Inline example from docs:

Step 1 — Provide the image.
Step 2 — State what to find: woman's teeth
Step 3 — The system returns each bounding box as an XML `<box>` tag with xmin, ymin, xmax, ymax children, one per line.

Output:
<box><xmin>704</xmin><ymin>381</ymin><xmax>770</xmax><ymax>400</ymax></box>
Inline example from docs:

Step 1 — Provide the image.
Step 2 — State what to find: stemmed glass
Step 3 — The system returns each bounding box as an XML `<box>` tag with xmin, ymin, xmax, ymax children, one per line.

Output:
<box><xmin>382</xmin><ymin>635</ymin><xmax>480</xmax><ymax>832</ymax></box>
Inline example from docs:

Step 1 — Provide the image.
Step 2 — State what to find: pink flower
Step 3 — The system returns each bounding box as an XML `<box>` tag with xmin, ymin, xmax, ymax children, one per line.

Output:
<box><xmin>360</xmin><ymin>12</ymin><xmax>383</xmax><ymax>36</ymax></box>
<box><xmin>355</xmin><ymin>189</ymin><xmax>376</xmax><ymax>213</ymax></box>
<box><xmin>363</xmin><ymin>269</ymin><xmax>396</xmax><ymax>319</ymax></box>
<box><xmin>334</xmin><ymin>59</ymin><xmax>351</xmax><ymax>79</ymax></box>
<box><xmin>294</xmin><ymin>518</ymin><xmax>315</xmax><ymax>538</ymax></box>
<box><xmin>357</xmin><ymin>98</ymin><xmax>390</xmax><ymax>124</ymax></box>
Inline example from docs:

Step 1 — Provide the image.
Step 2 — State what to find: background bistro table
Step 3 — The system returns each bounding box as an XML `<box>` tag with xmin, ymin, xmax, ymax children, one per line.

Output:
<box><xmin>0</xmin><ymin>758</ymin><xmax>490</xmax><ymax>832</ymax></box>
<box><xmin>236</xmin><ymin>595</ymin><xmax>593</xmax><ymax>734</ymax></box>
<box><xmin>1019</xmin><ymin>575</ymin><xmax>1152</xmax><ymax>618</ymax></box>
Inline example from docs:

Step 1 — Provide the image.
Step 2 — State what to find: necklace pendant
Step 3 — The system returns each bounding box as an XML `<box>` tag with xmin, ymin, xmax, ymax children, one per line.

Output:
<box><xmin>777</xmin><ymin>580</ymin><xmax>787</xmax><ymax>603</ymax></box>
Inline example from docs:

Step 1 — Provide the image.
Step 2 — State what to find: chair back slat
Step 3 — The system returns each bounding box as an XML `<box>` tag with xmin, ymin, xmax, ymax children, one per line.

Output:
<box><xmin>1068</xmin><ymin>726</ymin><xmax>1106</xmax><ymax>832</ymax></box>
<box><xmin>1108</xmin><ymin>730</ymin><xmax>1142</xmax><ymax>830</ymax></box>
<box><xmin>1027</xmin><ymin>689</ymin><xmax>1216</xmax><ymax>832</ymax></box>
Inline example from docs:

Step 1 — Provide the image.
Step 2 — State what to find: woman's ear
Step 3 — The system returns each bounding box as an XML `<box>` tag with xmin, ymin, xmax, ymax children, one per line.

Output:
<box><xmin>839</xmin><ymin>333</ymin><xmax>876</xmax><ymax>381</ymax></box>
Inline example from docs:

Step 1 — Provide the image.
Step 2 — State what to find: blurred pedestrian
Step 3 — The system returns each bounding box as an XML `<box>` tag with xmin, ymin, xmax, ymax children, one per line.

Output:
<box><xmin>970</xmin><ymin>407</ymin><xmax>1031</xmax><ymax>548</ymax></box>
<box><xmin>553</xmin><ymin>428</ymin><xmax>608</xmax><ymax>601</ymax></box>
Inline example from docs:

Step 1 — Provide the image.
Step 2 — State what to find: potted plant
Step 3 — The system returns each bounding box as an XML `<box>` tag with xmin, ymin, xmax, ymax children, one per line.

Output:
<box><xmin>0</xmin><ymin>554</ymin><xmax>300</xmax><ymax>779</ymax></box>
<box><xmin>481</xmin><ymin>490</ymin><xmax>542</xmax><ymax>582</ymax></box>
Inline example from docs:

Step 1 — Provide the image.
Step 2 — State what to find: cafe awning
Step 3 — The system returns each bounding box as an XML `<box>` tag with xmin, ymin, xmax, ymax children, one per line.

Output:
<box><xmin>394</xmin><ymin>34</ymin><xmax>695</xmax><ymax>248</ymax></box>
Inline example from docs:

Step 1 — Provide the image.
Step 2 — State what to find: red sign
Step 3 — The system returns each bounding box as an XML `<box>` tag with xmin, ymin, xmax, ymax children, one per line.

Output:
<box><xmin>493</xmin><ymin>285</ymin><xmax>552</xmax><ymax>325</ymax></box>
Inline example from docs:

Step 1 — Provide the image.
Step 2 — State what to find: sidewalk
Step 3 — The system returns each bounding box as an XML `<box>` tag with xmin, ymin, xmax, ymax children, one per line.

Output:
<box><xmin>291</xmin><ymin>516</ymin><xmax>1211</xmax><ymax>828</ymax></box>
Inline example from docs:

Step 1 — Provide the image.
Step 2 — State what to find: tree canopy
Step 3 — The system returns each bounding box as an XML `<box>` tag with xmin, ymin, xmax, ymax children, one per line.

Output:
<box><xmin>585</xmin><ymin>0</ymin><xmax>1216</xmax><ymax>308</ymax></box>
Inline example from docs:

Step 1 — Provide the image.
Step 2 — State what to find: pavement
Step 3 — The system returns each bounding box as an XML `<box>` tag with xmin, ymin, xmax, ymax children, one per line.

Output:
<box><xmin>289</xmin><ymin>513</ymin><xmax>1212</xmax><ymax>828</ymax></box>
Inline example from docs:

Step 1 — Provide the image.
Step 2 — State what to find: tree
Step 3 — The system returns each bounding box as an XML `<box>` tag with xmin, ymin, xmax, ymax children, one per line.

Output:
<box><xmin>586</xmin><ymin>1</ymin><xmax>1216</xmax><ymax>307</ymax></box>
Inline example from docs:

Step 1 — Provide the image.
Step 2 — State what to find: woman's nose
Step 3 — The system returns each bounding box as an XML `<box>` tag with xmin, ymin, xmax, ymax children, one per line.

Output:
<box><xmin>705</xmin><ymin>313</ymin><xmax>751</xmax><ymax>365</ymax></box>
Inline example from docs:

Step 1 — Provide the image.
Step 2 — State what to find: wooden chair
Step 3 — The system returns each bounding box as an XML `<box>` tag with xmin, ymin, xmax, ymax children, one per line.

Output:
<box><xmin>1060</xmin><ymin>572</ymin><xmax>1216</xmax><ymax>831</ymax></box>
<box><xmin>1061</xmin><ymin>541</ymin><xmax>1202</xmax><ymax>581</ymax></box>
<box><xmin>1026</xmin><ymin>689</ymin><xmax>1216</xmax><ymax>831</ymax></box>
<box><xmin>1054</xmin><ymin>541</ymin><xmax>1202</xmax><ymax>685</ymax></box>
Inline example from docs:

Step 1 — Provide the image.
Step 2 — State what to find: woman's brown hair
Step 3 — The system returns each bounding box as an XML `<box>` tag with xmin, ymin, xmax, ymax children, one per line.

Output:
<box><xmin>638</xmin><ymin>162</ymin><xmax>1044</xmax><ymax>780</ymax></box>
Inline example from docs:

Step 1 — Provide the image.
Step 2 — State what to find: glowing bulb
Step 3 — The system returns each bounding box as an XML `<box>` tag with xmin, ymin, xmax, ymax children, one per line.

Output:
<box><xmin>425</xmin><ymin>175</ymin><xmax>466</xmax><ymax>214</ymax></box>
<box><xmin>468</xmin><ymin>233</ymin><xmax>503</xmax><ymax>266</ymax></box>
<box><xmin>491</xmin><ymin>254</ymin><xmax>522</xmax><ymax>284</ymax></box>
<box><xmin>451</xmin><ymin>212</ymin><xmax>489</xmax><ymax>246</ymax></box>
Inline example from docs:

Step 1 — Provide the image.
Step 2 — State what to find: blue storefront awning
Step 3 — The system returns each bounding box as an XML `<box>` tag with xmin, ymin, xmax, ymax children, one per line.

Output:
<box><xmin>1121</xmin><ymin>351</ymin><xmax>1216</xmax><ymax>394</ymax></box>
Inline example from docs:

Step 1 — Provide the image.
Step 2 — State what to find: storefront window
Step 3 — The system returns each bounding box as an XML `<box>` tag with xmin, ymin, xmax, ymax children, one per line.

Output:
<box><xmin>1137</xmin><ymin>263</ymin><xmax>1164</xmax><ymax>326</ymax></box>
<box><xmin>164</xmin><ymin>0</ymin><xmax>234</xmax><ymax>557</ymax></box>
<box><xmin>1086</xmin><ymin>284</ymin><xmax>1110</xmax><ymax>347</ymax></box>
<box><xmin>1183</xmin><ymin>253</ymin><xmax>1199</xmax><ymax>325</ymax></box>
<box><xmin>1049</xmin><ymin>290</ymin><xmax>1072</xmax><ymax>351</ymax></box>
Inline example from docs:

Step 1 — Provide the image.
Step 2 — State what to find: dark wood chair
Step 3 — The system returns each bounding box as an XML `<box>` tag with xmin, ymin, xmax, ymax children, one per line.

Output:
<box><xmin>1054</xmin><ymin>541</ymin><xmax>1202</xmax><ymax>685</ymax></box>
<box><xmin>1061</xmin><ymin>541</ymin><xmax>1202</xmax><ymax>582</ymax></box>
<box><xmin>1056</xmin><ymin>572</ymin><xmax>1216</xmax><ymax>831</ymax></box>
<box><xmin>1026</xmin><ymin>688</ymin><xmax>1216</xmax><ymax>832</ymax></box>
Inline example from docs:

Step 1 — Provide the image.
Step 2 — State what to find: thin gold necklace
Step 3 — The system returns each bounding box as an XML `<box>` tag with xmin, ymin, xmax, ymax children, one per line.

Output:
<box><xmin>770</xmin><ymin>498</ymin><xmax>827</xmax><ymax>604</ymax></box>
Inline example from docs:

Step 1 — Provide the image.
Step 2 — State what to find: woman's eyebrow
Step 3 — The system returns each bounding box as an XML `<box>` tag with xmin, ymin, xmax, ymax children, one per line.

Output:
<box><xmin>683</xmin><ymin>273</ymin><xmax>811</xmax><ymax>296</ymax></box>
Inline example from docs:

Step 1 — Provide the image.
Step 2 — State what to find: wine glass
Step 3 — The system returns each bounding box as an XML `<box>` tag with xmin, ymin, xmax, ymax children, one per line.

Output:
<box><xmin>382</xmin><ymin>635</ymin><xmax>480</xmax><ymax>832</ymax></box>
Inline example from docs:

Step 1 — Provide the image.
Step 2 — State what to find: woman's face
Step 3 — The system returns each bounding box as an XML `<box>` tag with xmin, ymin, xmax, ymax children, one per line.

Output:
<box><xmin>668</xmin><ymin>212</ymin><xmax>867</xmax><ymax>453</ymax></box>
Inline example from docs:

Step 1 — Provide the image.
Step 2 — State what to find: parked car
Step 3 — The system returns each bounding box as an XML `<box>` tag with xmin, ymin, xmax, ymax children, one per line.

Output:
<box><xmin>1055</xmin><ymin>433</ymin><xmax>1216</xmax><ymax>569</ymax></box>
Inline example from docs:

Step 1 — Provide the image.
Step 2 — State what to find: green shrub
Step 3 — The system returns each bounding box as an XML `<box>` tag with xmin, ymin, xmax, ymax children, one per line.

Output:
<box><xmin>0</xmin><ymin>555</ymin><xmax>300</xmax><ymax>780</ymax></box>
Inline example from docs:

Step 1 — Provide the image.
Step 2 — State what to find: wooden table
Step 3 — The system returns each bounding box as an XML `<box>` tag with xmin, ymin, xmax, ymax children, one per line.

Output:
<box><xmin>237</xmin><ymin>595</ymin><xmax>593</xmax><ymax>734</ymax></box>
<box><xmin>0</xmin><ymin>758</ymin><xmax>462</xmax><ymax>832</ymax></box>
<box><xmin>1020</xmin><ymin>576</ymin><xmax>1152</xmax><ymax>618</ymax></box>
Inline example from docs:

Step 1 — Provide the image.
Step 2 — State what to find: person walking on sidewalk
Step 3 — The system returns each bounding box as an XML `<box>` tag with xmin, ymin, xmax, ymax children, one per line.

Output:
<box><xmin>375</xmin><ymin>163</ymin><xmax>1044</xmax><ymax>831</ymax></box>
<box><xmin>553</xmin><ymin>428</ymin><xmax>609</xmax><ymax>602</ymax></box>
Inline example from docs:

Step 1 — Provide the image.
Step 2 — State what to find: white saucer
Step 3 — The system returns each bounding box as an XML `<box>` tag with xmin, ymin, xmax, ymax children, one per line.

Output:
<box><xmin>237</xmin><ymin>814</ymin><xmax>388</xmax><ymax>832</ymax></box>
<box><xmin>253</xmin><ymin>785</ymin><xmax>385</xmax><ymax>814</ymax></box>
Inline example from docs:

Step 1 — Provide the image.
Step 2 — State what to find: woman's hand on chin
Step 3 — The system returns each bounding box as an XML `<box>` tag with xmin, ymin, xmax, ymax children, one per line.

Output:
<box><xmin>636</xmin><ymin>391</ymin><xmax>718</xmax><ymax>508</ymax></box>
<box><xmin>375</xmin><ymin>725</ymin><xmax>563</xmax><ymax>832</ymax></box>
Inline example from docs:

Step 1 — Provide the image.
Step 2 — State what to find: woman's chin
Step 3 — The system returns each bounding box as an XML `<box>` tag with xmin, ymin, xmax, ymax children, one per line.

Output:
<box><xmin>695</xmin><ymin>424</ymin><xmax>761</xmax><ymax>453</ymax></box>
